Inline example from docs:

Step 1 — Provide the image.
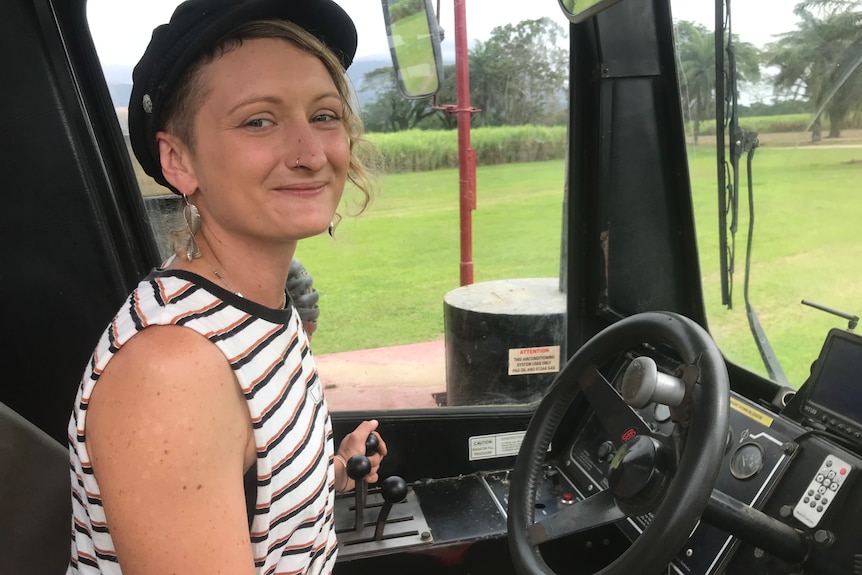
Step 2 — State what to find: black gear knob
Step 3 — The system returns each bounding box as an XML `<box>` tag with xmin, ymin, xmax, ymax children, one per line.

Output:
<box><xmin>374</xmin><ymin>475</ymin><xmax>408</xmax><ymax>541</ymax></box>
<box><xmin>346</xmin><ymin>455</ymin><xmax>371</xmax><ymax>481</ymax></box>
<box><xmin>380</xmin><ymin>475</ymin><xmax>408</xmax><ymax>503</ymax></box>
<box><xmin>365</xmin><ymin>433</ymin><xmax>379</xmax><ymax>456</ymax></box>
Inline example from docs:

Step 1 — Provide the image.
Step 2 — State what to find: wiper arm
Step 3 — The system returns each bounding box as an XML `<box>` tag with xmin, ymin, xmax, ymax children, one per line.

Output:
<box><xmin>740</xmin><ymin>135</ymin><xmax>790</xmax><ymax>386</ymax></box>
<box><xmin>716</xmin><ymin>0</ymin><xmax>789</xmax><ymax>385</ymax></box>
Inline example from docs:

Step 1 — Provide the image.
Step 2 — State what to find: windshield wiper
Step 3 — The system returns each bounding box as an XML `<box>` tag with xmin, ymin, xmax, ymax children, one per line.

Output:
<box><xmin>716</xmin><ymin>0</ymin><xmax>789</xmax><ymax>385</ymax></box>
<box><xmin>715</xmin><ymin>0</ymin><xmax>735</xmax><ymax>309</ymax></box>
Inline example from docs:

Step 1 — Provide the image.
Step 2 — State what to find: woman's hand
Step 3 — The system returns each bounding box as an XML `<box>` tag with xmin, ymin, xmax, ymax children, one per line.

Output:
<box><xmin>334</xmin><ymin>419</ymin><xmax>388</xmax><ymax>492</ymax></box>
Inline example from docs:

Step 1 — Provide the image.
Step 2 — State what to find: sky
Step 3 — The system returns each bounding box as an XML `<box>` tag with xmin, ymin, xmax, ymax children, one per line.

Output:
<box><xmin>88</xmin><ymin>0</ymin><xmax>801</xmax><ymax>72</ymax></box>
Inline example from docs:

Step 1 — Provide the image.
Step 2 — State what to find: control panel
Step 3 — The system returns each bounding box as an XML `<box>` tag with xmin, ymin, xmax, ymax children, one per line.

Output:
<box><xmin>563</xmin><ymin>393</ymin><xmax>803</xmax><ymax>575</ymax></box>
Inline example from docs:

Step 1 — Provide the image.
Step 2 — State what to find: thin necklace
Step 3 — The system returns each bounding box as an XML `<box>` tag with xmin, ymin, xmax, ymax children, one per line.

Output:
<box><xmin>200</xmin><ymin>251</ymin><xmax>287</xmax><ymax>309</ymax></box>
<box><xmin>200</xmin><ymin>251</ymin><xmax>244</xmax><ymax>298</ymax></box>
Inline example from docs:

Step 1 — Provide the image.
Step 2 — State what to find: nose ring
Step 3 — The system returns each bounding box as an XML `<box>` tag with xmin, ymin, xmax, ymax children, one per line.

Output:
<box><xmin>295</xmin><ymin>157</ymin><xmax>301</xmax><ymax>168</ymax></box>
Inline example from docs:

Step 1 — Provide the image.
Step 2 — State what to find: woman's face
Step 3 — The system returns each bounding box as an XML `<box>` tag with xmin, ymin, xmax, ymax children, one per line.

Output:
<box><xmin>177</xmin><ymin>37</ymin><xmax>349</xmax><ymax>246</ymax></box>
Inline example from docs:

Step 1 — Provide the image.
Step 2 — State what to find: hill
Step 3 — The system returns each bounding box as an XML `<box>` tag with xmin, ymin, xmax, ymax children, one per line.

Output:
<box><xmin>105</xmin><ymin>54</ymin><xmax>393</xmax><ymax>121</ymax></box>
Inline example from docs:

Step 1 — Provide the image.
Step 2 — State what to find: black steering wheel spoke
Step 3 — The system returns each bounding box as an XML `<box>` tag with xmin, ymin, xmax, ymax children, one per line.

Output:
<box><xmin>580</xmin><ymin>364</ymin><xmax>652</xmax><ymax>449</ymax></box>
<box><xmin>527</xmin><ymin>490</ymin><xmax>626</xmax><ymax>545</ymax></box>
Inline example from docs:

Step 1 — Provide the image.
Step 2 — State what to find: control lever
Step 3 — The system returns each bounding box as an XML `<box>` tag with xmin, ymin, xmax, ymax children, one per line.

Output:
<box><xmin>374</xmin><ymin>476</ymin><xmax>408</xmax><ymax>541</ymax></box>
<box><xmin>346</xmin><ymin>433</ymin><xmax>380</xmax><ymax>532</ymax></box>
<box><xmin>347</xmin><ymin>455</ymin><xmax>371</xmax><ymax>531</ymax></box>
<box><xmin>703</xmin><ymin>490</ymin><xmax>807</xmax><ymax>564</ymax></box>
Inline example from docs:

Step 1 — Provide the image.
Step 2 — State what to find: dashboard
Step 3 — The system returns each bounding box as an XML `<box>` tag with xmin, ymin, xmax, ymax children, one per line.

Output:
<box><xmin>565</xmin><ymin>388</ymin><xmax>861</xmax><ymax>574</ymax></box>
<box><xmin>333</xmin><ymin>329</ymin><xmax>862</xmax><ymax>575</ymax></box>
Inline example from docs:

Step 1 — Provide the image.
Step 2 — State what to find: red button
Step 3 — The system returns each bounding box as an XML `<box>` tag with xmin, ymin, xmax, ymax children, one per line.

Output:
<box><xmin>840</xmin><ymin>468</ymin><xmax>847</xmax><ymax>475</ymax></box>
<box><xmin>562</xmin><ymin>493</ymin><xmax>574</xmax><ymax>502</ymax></box>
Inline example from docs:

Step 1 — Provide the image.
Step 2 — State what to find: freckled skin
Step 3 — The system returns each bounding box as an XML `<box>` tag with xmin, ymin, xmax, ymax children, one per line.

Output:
<box><xmin>86</xmin><ymin>325</ymin><xmax>256</xmax><ymax>575</ymax></box>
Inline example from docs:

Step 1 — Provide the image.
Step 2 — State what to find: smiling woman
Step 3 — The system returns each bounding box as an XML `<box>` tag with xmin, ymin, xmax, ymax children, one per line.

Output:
<box><xmin>7</xmin><ymin>0</ymin><xmax>862</xmax><ymax>573</ymax></box>
<box><xmin>68</xmin><ymin>1</ymin><xmax>389</xmax><ymax>574</ymax></box>
<box><xmin>86</xmin><ymin>0</ymin><xmax>572</xmax><ymax>416</ymax></box>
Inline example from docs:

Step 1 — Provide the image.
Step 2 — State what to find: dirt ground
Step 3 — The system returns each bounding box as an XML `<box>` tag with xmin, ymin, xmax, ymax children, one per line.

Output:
<box><xmin>316</xmin><ymin>341</ymin><xmax>446</xmax><ymax>411</ymax></box>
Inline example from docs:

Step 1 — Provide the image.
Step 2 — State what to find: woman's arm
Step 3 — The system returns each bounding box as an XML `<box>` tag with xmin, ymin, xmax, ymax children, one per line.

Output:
<box><xmin>85</xmin><ymin>325</ymin><xmax>256</xmax><ymax>575</ymax></box>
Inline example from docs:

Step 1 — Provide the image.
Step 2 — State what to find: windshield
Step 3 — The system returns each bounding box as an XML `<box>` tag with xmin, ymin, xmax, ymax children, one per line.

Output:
<box><xmin>674</xmin><ymin>0</ymin><xmax>862</xmax><ymax>389</ymax></box>
<box><xmin>87</xmin><ymin>0</ymin><xmax>861</xmax><ymax>411</ymax></box>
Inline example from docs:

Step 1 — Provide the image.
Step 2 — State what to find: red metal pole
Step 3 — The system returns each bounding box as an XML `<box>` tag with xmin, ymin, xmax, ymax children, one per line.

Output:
<box><xmin>454</xmin><ymin>0</ymin><xmax>476</xmax><ymax>286</ymax></box>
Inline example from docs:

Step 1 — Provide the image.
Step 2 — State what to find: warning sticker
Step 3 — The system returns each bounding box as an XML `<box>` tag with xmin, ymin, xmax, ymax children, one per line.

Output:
<box><xmin>730</xmin><ymin>396</ymin><xmax>774</xmax><ymax>427</ymax></box>
<box><xmin>469</xmin><ymin>431</ymin><xmax>526</xmax><ymax>461</ymax></box>
<box><xmin>508</xmin><ymin>346</ymin><xmax>561</xmax><ymax>376</ymax></box>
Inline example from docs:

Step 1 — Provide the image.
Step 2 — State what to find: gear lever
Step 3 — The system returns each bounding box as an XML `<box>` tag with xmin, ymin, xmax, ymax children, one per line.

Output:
<box><xmin>346</xmin><ymin>433</ymin><xmax>380</xmax><ymax>532</ymax></box>
<box><xmin>373</xmin><ymin>476</ymin><xmax>408</xmax><ymax>541</ymax></box>
<box><xmin>346</xmin><ymin>455</ymin><xmax>371</xmax><ymax>531</ymax></box>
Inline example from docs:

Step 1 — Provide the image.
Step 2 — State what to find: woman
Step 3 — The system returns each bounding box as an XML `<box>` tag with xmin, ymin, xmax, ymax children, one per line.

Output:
<box><xmin>68</xmin><ymin>1</ymin><xmax>385</xmax><ymax>573</ymax></box>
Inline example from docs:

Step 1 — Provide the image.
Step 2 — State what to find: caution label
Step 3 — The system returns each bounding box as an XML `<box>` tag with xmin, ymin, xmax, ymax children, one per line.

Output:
<box><xmin>469</xmin><ymin>431</ymin><xmax>526</xmax><ymax>461</ymax></box>
<box><xmin>730</xmin><ymin>396</ymin><xmax>774</xmax><ymax>427</ymax></box>
<box><xmin>508</xmin><ymin>346</ymin><xmax>561</xmax><ymax>376</ymax></box>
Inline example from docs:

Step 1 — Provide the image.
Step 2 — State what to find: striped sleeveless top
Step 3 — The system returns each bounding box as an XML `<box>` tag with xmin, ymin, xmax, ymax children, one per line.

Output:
<box><xmin>67</xmin><ymin>269</ymin><xmax>338</xmax><ymax>575</ymax></box>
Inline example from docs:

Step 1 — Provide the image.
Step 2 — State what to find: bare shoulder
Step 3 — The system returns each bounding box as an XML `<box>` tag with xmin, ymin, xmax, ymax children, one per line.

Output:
<box><xmin>85</xmin><ymin>324</ymin><xmax>256</xmax><ymax>575</ymax></box>
<box><xmin>86</xmin><ymin>324</ymin><xmax>248</xmax><ymax>453</ymax></box>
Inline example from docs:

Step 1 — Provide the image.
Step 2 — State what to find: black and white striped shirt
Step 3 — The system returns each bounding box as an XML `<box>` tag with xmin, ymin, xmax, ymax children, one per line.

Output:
<box><xmin>68</xmin><ymin>269</ymin><xmax>337</xmax><ymax>574</ymax></box>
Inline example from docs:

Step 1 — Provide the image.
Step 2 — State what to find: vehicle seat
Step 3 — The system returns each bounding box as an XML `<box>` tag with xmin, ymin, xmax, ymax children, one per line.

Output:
<box><xmin>0</xmin><ymin>401</ymin><xmax>70</xmax><ymax>575</ymax></box>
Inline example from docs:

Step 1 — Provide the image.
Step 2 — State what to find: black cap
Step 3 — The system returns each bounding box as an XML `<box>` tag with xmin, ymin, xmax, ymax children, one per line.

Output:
<box><xmin>129</xmin><ymin>0</ymin><xmax>357</xmax><ymax>193</ymax></box>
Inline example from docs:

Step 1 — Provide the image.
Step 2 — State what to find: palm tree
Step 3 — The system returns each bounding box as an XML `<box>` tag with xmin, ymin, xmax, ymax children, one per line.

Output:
<box><xmin>765</xmin><ymin>1</ymin><xmax>862</xmax><ymax>138</ymax></box>
<box><xmin>674</xmin><ymin>20</ymin><xmax>761</xmax><ymax>144</ymax></box>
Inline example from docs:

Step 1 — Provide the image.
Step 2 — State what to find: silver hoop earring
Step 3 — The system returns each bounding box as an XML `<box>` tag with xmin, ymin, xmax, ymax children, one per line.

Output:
<box><xmin>182</xmin><ymin>194</ymin><xmax>201</xmax><ymax>261</ymax></box>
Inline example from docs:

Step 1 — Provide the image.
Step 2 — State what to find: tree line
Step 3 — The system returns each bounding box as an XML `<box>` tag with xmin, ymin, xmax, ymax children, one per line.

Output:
<box><xmin>360</xmin><ymin>1</ymin><xmax>862</xmax><ymax>141</ymax></box>
<box><xmin>360</xmin><ymin>16</ymin><xmax>568</xmax><ymax>132</ymax></box>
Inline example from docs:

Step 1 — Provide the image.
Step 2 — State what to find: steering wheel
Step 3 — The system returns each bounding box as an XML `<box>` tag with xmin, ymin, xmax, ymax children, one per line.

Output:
<box><xmin>508</xmin><ymin>312</ymin><xmax>729</xmax><ymax>575</ymax></box>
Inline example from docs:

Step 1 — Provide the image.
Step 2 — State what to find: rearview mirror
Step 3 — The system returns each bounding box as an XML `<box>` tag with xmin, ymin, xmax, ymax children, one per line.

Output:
<box><xmin>558</xmin><ymin>0</ymin><xmax>626</xmax><ymax>23</ymax></box>
<box><xmin>381</xmin><ymin>0</ymin><xmax>444</xmax><ymax>99</ymax></box>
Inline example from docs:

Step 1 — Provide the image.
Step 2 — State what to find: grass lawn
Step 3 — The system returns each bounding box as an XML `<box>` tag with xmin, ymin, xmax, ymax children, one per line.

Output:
<box><xmin>298</xmin><ymin>145</ymin><xmax>862</xmax><ymax>389</ymax></box>
<box><xmin>296</xmin><ymin>161</ymin><xmax>563</xmax><ymax>353</ymax></box>
<box><xmin>690</xmin><ymin>144</ymin><xmax>862</xmax><ymax>387</ymax></box>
